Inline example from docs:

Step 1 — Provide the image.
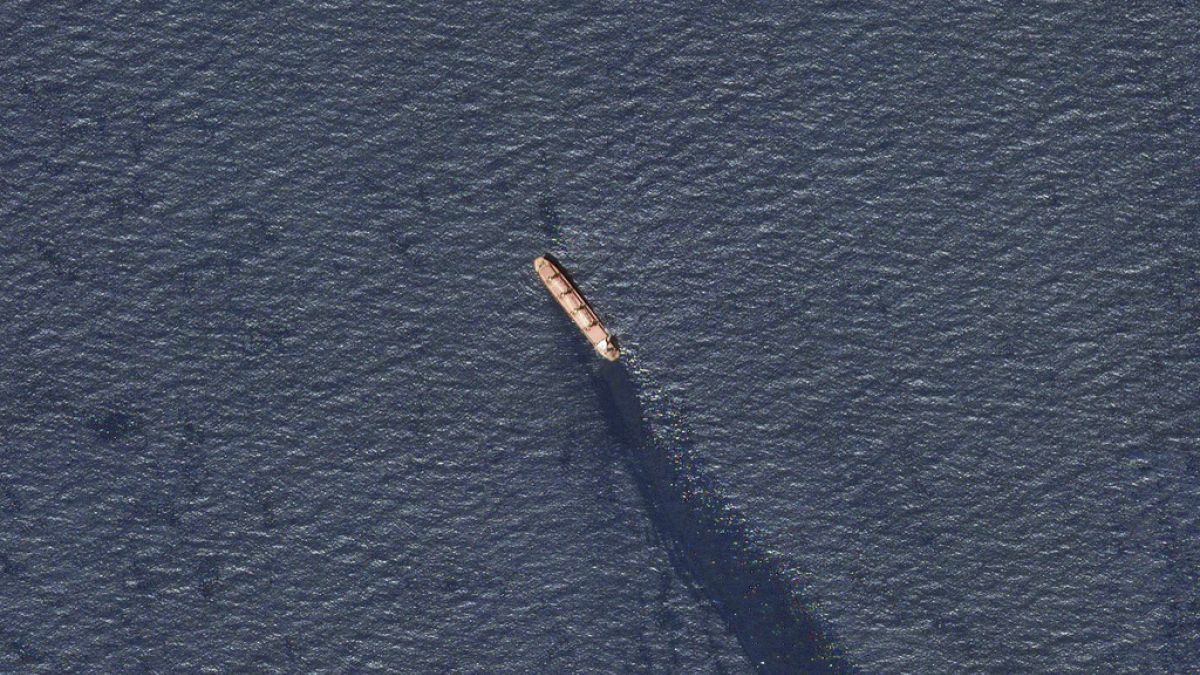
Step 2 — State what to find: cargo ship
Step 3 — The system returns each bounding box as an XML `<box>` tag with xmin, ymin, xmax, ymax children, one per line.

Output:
<box><xmin>534</xmin><ymin>254</ymin><xmax>620</xmax><ymax>361</ymax></box>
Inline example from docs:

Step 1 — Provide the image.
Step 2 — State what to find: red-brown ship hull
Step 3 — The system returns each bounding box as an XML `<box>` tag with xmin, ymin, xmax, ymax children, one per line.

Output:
<box><xmin>534</xmin><ymin>255</ymin><xmax>620</xmax><ymax>361</ymax></box>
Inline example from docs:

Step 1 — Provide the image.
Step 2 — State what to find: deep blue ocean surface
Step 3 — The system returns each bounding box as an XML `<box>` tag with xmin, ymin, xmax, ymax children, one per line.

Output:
<box><xmin>3</xmin><ymin>2</ymin><xmax>1198</xmax><ymax>672</ymax></box>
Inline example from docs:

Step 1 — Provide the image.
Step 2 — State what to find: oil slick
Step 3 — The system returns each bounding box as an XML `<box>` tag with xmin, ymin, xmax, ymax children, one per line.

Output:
<box><xmin>584</xmin><ymin>356</ymin><xmax>851</xmax><ymax>673</ymax></box>
<box><xmin>533</xmin><ymin>245</ymin><xmax>847</xmax><ymax>671</ymax></box>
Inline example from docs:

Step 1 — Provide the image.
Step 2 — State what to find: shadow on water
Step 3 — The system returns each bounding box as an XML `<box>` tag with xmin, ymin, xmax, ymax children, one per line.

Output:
<box><xmin>580</xmin><ymin>351</ymin><xmax>851</xmax><ymax>673</ymax></box>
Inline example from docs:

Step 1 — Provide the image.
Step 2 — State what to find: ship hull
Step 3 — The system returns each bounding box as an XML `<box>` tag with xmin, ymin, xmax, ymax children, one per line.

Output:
<box><xmin>534</xmin><ymin>255</ymin><xmax>620</xmax><ymax>361</ymax></box>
